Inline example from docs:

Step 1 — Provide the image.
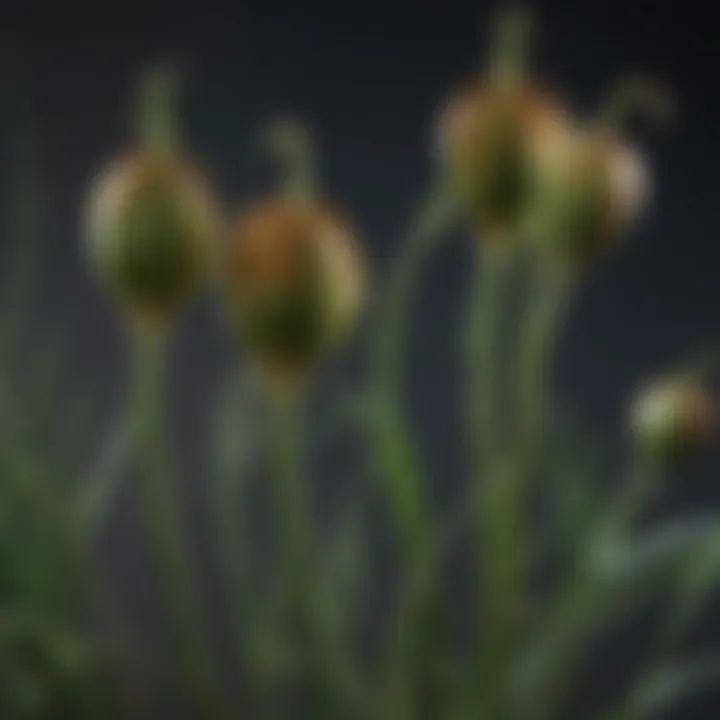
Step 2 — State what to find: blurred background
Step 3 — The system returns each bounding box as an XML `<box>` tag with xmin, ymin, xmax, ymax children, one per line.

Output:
<box><xmin>1</xmin><ymin>0</ymin><xmax>719</xmax><ymax>717</ymax></box>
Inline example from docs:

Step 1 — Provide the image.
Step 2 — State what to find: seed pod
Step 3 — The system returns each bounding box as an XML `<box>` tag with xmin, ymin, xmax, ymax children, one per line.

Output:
<box><xmin>527</xmin><ymin>129</ymin><xmax>650</xmax><ymax>268</ymax></box>
<box><xmin>629</xmin><ymin>374</ymin><xmax>716</xmax><ymax>460</ymax></box>
<box><xmin>528</xmin><ymin>77</ymin><xmax>670</xmax><ymax>270</ymax></box>
<box><xmin>435</xmin><ymin>9</ymin><xmax>573</xmax><ymax>242</ymax></box>
<box><xmin>84</xmin><ymin>66</ymin><xmax>219</xmax><ymax>332</ymax></box>
<box><xmin>85</xmin><ymin>151</ymin><xmax>218</xmax><ymax>329</ymax></box>
<box><xmin>224</xmin><ymin>198</ymin><xmax>365</xmax><ymax>388</ymax></box>
<box><xmin>438</xmin><ymin>84</ymin><xmax>571</xmax><ymax>240</ymax></box>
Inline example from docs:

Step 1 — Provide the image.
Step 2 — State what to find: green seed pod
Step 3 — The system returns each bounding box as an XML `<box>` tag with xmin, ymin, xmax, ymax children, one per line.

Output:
<box><xmin>527</xmin><ymin>130</ymin><xmax>650</xmax><ymax>268</ymax></box>
<box><xmin>83</xmin><ymin>66</ymin><xmax>219</xmax><ymax>331</ymax></box>
<box><xmin>85</xmin><ymin>152</ymin><xmax>217</xmax><ymax>329</ymax></box>
<box><xmin>629</xmin><ymin>375</ymin><xmax>716</xmax><ymax>460</ymax></box>
<box><xmin>528</xmin><ymin>76</ymin><xmax>670</xmax><ymax>270</ymax></box>
<box><xmin>439</xmin><ymin>86</ymin><xmax>565</xmax><ymax>239</ymax></box>
<box><xmin>224</xmin><ymin>198</ymin><xmax>365</xmax><ymax>389</ymax></box>
<box><xmin>435</xmin><ymin>8</ymin><xmax>573</xmax><ymax>243</ymax></box>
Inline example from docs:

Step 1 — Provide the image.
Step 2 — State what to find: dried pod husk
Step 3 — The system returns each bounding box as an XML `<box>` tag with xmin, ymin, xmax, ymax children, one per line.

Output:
<box><xmin>436</xmin><ymin>82</ymin><xmax>572</xmax><ymax>243</ymax></box>
<box><xmin>629</xmin><ymin>374</ymin><xmax>716</xmax><ymax>461</ymax></box>
<box><xmin>528</xmin><ymin>129</ymin><xmax>650</xmax><ymax>269</ymax></box>
<box><xmin>85</xmin><ymin>150</ymin><xmax>218</xmax><ymax>331</ymax></box>
<box><xmin>224</xmin><ymin>198</ymin><xmax>365</xmax><ymax>389</ymax></box>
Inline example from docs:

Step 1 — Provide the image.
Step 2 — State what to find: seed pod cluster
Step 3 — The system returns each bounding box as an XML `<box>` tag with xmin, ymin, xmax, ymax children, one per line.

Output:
<box><xmin>224</xmin><ymin>198</ymin><xmax>365</xmax><ymax>387</ymax></box>
<box><xmin>85</xmin><ymin>151</ymin><xmax>218</xmax><ymax>328</ymax></box>
<box><xmin>436</xmin><ymin>10</ymin><xmax>661</xmax><ymax>268</ymax></box>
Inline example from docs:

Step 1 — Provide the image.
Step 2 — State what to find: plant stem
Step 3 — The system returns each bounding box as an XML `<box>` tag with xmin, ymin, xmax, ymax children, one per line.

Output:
<box><xmin>209</xmin><ymin>365</ymin><xmax>258</xmax><ymax>706</ymax></box>
<box><xmin>269</xmin><ymin>393</ymin><xmax>312</xmax><ymax>601</ymax></box>
<box><xmin>268</xmin><ymin>392</ymin><xmax>344</xmax><ymax>718</ymax></box>
<box><xmin>369</xmin><ymin>189</ymin><xmax>456</xmax><ymax>719</ymax></box>
<box><xmin>0</xmin><ymin>73</ymin><xmax>43</xmax><ymax>357</ymax></box>
<box><xmin>521</xmin><ymin>458</ymin><xmax>660</xmax><ymax>720</ymax></box>
<box><xmin>515</xmin><ymin>265</ymin><xmax>569</xmax><ymax>467</ymax></box>
<box><xmin>128</xmin><ymin>331</ymin><xmax>222</xmax><ymax>716</ymax></box>
<box><xmin>135</xmin><ymin>65</ymin><xmax>182</xmax><ymax>155</ymax></box>
<box><xmin>469</xmin><ymin>252</ymin><xmax>568</xmax><ymax>717</ymax></box>
<box><xmin>462</xmin><ymin>245</ymin><xmax>516</xmax><ymax>717</ymax></box>
<box><xmin>76</xmin><ymin>416</ymin><xmax>131</xmax><ymax>546</ymax></box>
<box><xmin>370</xmin><ymin>189</ymin><xmax>456</xmax><ymax>558</ymax></box>
<box><xmin>464</xmin><ymin>248</ymin><xmax>513</xmax><ymax>482</ymax></box>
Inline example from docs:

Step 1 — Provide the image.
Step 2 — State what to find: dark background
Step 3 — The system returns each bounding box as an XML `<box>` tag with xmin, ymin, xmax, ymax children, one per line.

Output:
<box><xmin>1</xmin><ymin>0</ymin><xmax>719</xmax><ymax>716</ymax></box>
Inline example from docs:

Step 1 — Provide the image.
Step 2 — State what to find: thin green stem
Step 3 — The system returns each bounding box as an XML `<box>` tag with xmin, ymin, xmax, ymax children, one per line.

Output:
<box><xmin>593</xmin><ymin>76</ymin><xmax>673</xmax><ymax>135</ymax></box>
<box><xmin>464</xmin><ymin>248</ymin><xmax>514</xmax><ymax>482</ymax></box>
<box><xmin>520</xmin><ymin>458</ymin><xmax>660</xmax><ymax>720</ymax></box>
<box><xmin>369</xmin><ymin>189</ymin><xmax>456</xmax><ymax>719</ymax></box>
<box><xmin>476</xmin><ymin>457</ymin><xmax>524</xmax><ymax>718</ymax></box>
<box><xmin>75</xmin><ymin>416</ymin><xmax>131</xmax><ymax>546</ymax></box>
<box><xmin>370</xmin><ymin>188</ymin><xmax>456</xmax><ymax>559</ymax></box>
<box><xmin>461</xmin><ymin>244</ymin><xmax>518</xmax><ymax>717</ymax></box>
<box><xmin>134</xmin><ymin>65</ymin><xmax>182</xmax><ymax>155</ymax></box>
<box><xmin>465</xmin><ymin>254</ymin><xmax>568</xmax><ymax>718</ymax></box>
<box><xmin>128</xmin><ymin>332</ymin><xmax>222</xmax><ymax>716</ymax></box>
<box><xmin>0</xmin><ymin>85</ymin><xmax>43</xmax><ymax>367</ymax></box>
<box><xmin>268</xmin><ymin>393</ymin><xmax>346</xmax><ymax>719</ymax></box>
<box><xmin>382</xmin><ymin>540</ymin><xmax>447</xmax><ymax>720</ymax></box>
<box><xmin>264</xmin><ymin>120</ymin><xmax>319</xmax><ymax>202</ymax></box>
<box><xmin>483</xmin><ymin>264</ymin><xmax>570</xmax><ymax>717</ymax></box>
<box><xmin>209</xmin><ymin>365</ymin><xmax>258</xmax><ymax>705</ymax></box>
<box><xmin>269</xmin><ymin>393</ymin><xmax>313</xmax><ymax>615</ymax></box>
<box><xmin>515</xmin><ymin>265</ymin><xmax>569</xmax><ymax>466</ymax></box>
<box><xmin>488</xmin><ymin>6</ymin><xmax>533</xmax><ymax>89</ymax></box>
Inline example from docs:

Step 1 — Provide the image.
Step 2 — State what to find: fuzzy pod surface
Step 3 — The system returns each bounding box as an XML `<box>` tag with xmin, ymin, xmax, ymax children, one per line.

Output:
<box><xmin>224</xmin><ymin>197</ymin><xmax>365</xmax><ymax>386</ymax></box>
<box><xmin>85</xmin><ymin>151</ymin><xmax>218</xmax><ymax>326</ymax></box>
<box><xmin>528</xmin><ymin>131</ymin><xmax>650</xmax><ymax>267</ymax></box>
<box><xmin>629</xmin><ymin>375</ymin><xmax>716</xmax><ymax>460</ymax></box>
<box><xmin>436</xmin><ymin>83</ymin><xmax>571</xmax><ymax>241</ymax></box>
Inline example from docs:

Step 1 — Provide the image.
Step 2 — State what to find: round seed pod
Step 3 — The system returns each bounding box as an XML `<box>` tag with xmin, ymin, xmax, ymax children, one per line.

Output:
<box><xmin>224</xmin><ymin>198</ymin><xmax>365</xmax><ymax>388</ymax></box>
<box><xmin>435</xmin><ymin>8</ymin><xmax>574</xmax><ymax>244</ymax></box>
<box><xmin>85</xmin><ymin>151</ymin><xmax>218</xmax><ymax>329</ymax></box>
<box><xmin>527</xmin><ymin>129</ymin><xmax>650</xmax><ymax>269</ymax></box>
<box><xmin>629</xmin><ymin>375</ymin><xmax>716</xmax><ymax>461</ymax></box>
<box><xmin>436</xmin><ymin>82</ymin><xmax>571</xmax><ymax>242</ymax></box>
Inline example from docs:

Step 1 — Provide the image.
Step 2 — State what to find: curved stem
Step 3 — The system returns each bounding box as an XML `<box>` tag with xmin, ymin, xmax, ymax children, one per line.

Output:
<box><xmin>128</xmin><ymin>331</ymin><xmax>222</xmax><ymax>716</ymax></box>
<box><xmin>370</xmin><ymin>188</ymin><xmax>456</xmax><ymax>558</ymax></box>
<box><xmin>368</xmin><ymin>189</ymin><xmax>456</xmax><ymax>720</ymax></box>
<box><xmin>594</xmin><ymin>76</ymin><xmax>673</xmax><ymax>135</ymax></box>
<box><xmin>488</xmin><ymin>6</ymin><xmax>533</xmax><ymax>89</ymax></box>
<box><xmin>209</xmin><ymin>364</ymin><xmax>258</xmax><ymax>705</ymax></box>
<box><xmin>268</xmin><ymin>392</ymin><xmax>345</xmax><ymax>718</ymax></box>
<box><xmin>264</xmin><ymin>120</ymin><xmax>318</xmax><ymax>202</ymax></box>
<box><xmin>483</xmin><ymin>263</ymin><xmax>569</xmax><ymax>716</ymax></box>
<box><xmin>517</xmin><ymin>458</ymin><xmax>661</xmax><ymax>720</ymax></box>
<box><xmin>135</xmin><ymin>65</ymin><xmax>182</xmax><ymax>154</ymax></box>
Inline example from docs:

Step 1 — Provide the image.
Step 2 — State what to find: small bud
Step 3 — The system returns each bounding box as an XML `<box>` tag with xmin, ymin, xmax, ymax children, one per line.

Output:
<box><xmin>528</xmin><ymin>130</ymin><xmax>650</xmax><ymax>268</ymax></box>
<box><xmin>84</xmin><ymin>151</ymin><xmax>218</xmax><ymax>330</ymax></box>
<box><xmin>629</xmin><ymin>374</ymin><xmax>716</xmax><ymax>460</ymax></box>
<box><xmin>223</xmin><ymin>198</ymin><xmax>365</xmax><ymax>390</ymax></box>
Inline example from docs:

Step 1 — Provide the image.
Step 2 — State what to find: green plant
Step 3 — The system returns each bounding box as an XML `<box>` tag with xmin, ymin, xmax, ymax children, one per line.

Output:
<box><xmin>3</xmin><ymin>8</ymin><xmax>720</xmax><ymax>720</ymax></box>
<box><xmin>0</xmin><ymin>75</ymin><xmax>129</xmax><ymax>719</ymax></box>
